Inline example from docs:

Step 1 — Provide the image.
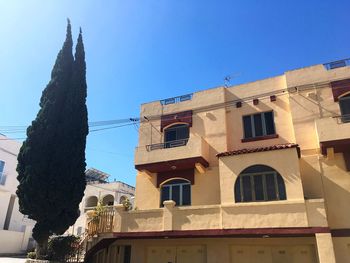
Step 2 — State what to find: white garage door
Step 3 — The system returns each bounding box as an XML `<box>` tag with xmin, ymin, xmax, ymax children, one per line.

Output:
<box><xmin>231</xmin><ymin>245</ymin><xmax>317</xmax><ymax>263</ymax></box>
<box><xmin>147</xmin><ymin>245</ymin><xmax>206</xmax><ymax>263</ymax></box>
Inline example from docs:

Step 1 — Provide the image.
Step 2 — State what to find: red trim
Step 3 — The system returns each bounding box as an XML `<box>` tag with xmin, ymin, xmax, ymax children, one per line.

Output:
<box><xmin>217</xmin><ymin>143</ymin><xmax>298</xmax><ymax>158</ymax></box>
<box><xmin>241</xmin><ymin>134</ymin><xmax>279</xmax><ymax>143</ymax></box>
<box><xmin>320</xmin><ymin>138</ymin><xmax>350</xmax><ymax>155</ymax></box>
<box><xmin>111</xmin><ymin>227</ymin><xmax>329</xmax><ymax>239</ymax></box>
<box><xmin>331</xmin><ymin>229</ymin><xmax>350</xmax><ymax>237</ymax></box>
<box><xmin>135</xmin><ymin>156</ymin><xmax>209</xmax><ymax>173</ymax></box>
<box><xmin>161</xmin><ymin>110</ymin><xmax>193</xmax><ymax>131</ymax></box>
<box><xmin>330</xmin><ymin>79</ymin><xmax>350</xmax><ymax>102</ymax></box>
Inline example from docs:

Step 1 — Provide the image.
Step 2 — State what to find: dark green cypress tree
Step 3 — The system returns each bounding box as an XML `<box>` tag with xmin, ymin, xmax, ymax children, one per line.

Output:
<box><xmin>16</xmin><ymin>20</ymin><xmax>88</xmax><ymax>258</ymax></box>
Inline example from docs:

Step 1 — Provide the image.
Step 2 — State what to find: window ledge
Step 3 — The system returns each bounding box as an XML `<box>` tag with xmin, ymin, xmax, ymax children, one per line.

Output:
<box><xmin>241</xmin><ymin>134</ymin><xmax>279</xmax><ymax>143</ymax></box>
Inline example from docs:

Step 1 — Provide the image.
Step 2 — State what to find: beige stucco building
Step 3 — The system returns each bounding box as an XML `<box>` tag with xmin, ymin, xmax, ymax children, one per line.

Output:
<box><xmin>0</xmin><ymin>134</ymin><xmax>35</xmax><ymax>255</ymax></box>
<box><xmin>85</xmin><ymin>58</ymin><xmax>350</xmax><ymax>263</ymax></box>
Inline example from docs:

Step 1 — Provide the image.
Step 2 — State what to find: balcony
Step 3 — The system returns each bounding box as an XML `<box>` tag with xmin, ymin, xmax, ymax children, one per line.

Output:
<box><xmin>134</xmin><ymin>134</ymin><xmax>210</xmax><ymax>173</ymax></box>
<box><xmin>86</xmin><ymin>199</ymin><xmax>328</xmax><ymax>238</ymax></box>
<box><xmin>315</xmin><ymin>116</ymin><xmax>350</xmax><ymax>157</ymax></box>
<box><xmin>316</xmin><ymin>116</ymin><xmax>350</xmax><ymax>143</ymax></box>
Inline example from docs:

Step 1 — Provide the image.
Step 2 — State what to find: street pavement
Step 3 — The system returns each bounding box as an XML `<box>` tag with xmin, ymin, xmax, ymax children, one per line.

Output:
<box><xmin>0</xmin><ymin>258</ymin><xmax>26</xmax><ymax>263</ymax></box>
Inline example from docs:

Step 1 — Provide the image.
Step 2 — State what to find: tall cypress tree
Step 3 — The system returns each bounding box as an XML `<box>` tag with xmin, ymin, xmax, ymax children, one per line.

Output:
<box><xmin>16</xmin><ymin>20</ymin><xmax>88</xmax><ymax>258</ymax></box>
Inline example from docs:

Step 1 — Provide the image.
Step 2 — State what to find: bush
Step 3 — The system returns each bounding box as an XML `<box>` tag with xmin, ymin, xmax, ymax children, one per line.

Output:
<box><xmin>27</xmin><ymin>251</ymin><xmax>36</xmax><ymax>259</ymax></box>
<box><xmin>47</xmin><ymin>235</ymin><xmax>80</xmax><ymax>261</ymax></box>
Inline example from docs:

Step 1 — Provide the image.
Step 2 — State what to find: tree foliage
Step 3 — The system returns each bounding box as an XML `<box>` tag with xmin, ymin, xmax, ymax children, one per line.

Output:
<box><xmin>16</xmin><ymin>20</ymin><xmax>88</xmax><ymax>257</ymax></box>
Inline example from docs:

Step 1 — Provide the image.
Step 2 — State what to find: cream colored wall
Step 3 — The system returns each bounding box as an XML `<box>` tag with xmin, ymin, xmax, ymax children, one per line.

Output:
<box><xmin>285</xmin><ymin>66</ymin><xmax>350</xmax><ymax>231</ymax></box>
<box><xmin>0</xmin><ymin>229</ymin><xmax>25</xmax><ymax>254</ymax></box>
<box><xmin>135</xmin><ymin>167</ymin><xmax>221</xmax><ymax>210</ymax></box>
<box><xmin>219</xmin><ymin>148</ymin><xmax>304</xmax><ymax>204</ymax></box>
<box><xmin>333</xmin><ymin>237</ymin><xmax>350</xmax><ymax>263</ymax></box>
<box><xmin>225</xmin><ymin>75</ymin><xmax>296</xmax><ymax>150</ymax></box>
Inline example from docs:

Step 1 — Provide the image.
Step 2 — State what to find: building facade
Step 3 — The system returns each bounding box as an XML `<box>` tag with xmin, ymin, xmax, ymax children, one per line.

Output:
<box><xmin>67</xmin><ymin>168</ymin><xmax>135</xmax><ymax>237</ymax></box>
<box><xmin>0</xmin><ymin>134</ymin><xmax>35</xmax><ymax>255</ymax></box>
<box><xmin>85</xmin><ymin>59</ymin><xmax>350</xmax><ymax>263</ymax></box>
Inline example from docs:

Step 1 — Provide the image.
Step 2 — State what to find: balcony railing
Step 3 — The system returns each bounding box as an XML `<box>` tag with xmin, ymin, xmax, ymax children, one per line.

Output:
<box><xmin>333</xmin><ymin>114</ymin><xmax>350</xmax><ymax>124</ymax></box>
<box><xmin>146</xmin><ymin>138</ymin><xmax>189</xmax><ymax>151</ymax></box>
<box><xmin>323</xmin><ymin>58</ymin><xmax>350</xmax><ymax>70</ymax></box>
<box><xmin>160</xmin><ymin>93</ymin><xmax>193</xmax><ymax>105</ymax></box>
<box><xmin>135</xmin><ymin>135</ymin><xmax>209</xmax><ymax>167</ymax></box>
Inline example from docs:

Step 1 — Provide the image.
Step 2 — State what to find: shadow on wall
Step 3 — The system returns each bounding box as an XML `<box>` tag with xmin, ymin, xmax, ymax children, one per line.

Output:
<box><xmin>224</xmin><ymin>88</ymin><xmax>295</xmax><ymax>152</ymax></box>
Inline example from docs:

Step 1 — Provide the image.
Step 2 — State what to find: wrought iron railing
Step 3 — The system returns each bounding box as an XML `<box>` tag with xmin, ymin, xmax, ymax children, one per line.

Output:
<box><xmin>333</xmin><ymin>114</ymin><xmax>350</xmax><ymax>123</ymax></box>
<box><xmin>146</xmin><ymin>138</ymin><xmax>189</xmax><ymax>151</ymax></box>
<box><xmin>160</xmin><ymin>93</ymin><xmax>193</xmax><ymax>105</ymax></box>
<box><xmin>323</xmin><ymin>58</ymin><xmax>350</xmax><ymax>70</ymax></box>
<box><xmin>87</xmin><ymin>207</ymin><xmax>115</xmax><ymax>238</ymax></box>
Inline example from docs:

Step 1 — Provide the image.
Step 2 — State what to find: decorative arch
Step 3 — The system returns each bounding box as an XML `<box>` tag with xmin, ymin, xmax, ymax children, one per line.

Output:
<box><xmin>119</xmin><ymin>195</ymin><xmax>127</xmax><ymax>204</ymax></box>
<box><xmin>85</xmin><ymin>196</ymin><xmax>98</xmax><ymax>208</ymax></box>
<box><xmin>102</xmin><ymin>194</ymin><xmax>114</xmax><ymax>206</ymax></box>
<box><xmin>234</xmin><ymin>165</ymin><xmax>286</xmax><ymax>203</ymax></box>
<box><xmin>160</xmin><ymin>178</ymin><xmax>191</xmax><ymax>207</ymax></box>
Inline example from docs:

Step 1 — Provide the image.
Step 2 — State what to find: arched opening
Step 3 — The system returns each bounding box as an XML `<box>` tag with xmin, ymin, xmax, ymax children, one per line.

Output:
<box><xmin>119</xmin><ymin>195</ymin><xmax>127</xmax><ymax>204</ymax></box>
<box><xmin>160</xmin><ymin>178</ymin><xmax>191</xmax><ymax>207</ymax></box>
<box><xmin>102</xmin><ymin>194</ymin><xmax>114</xmax><ymax>206</ymax></box>
<box><xmin>339</xmin><ymin>93</ymin><xmax>350</xmax><ymax>122</ymax></box>
<box><xmin>85</xmin><ymin>196</ymin><xmax>98</xmax><ymax>208</ymax></box>
<box><xmin>234</xmin><ymin>165</ymin><xmax>286</xmax><ymax>203</ymax></box>
<box><xmin>164</xmin><ymin>124</ymin><xmax>189</xmax><ymax>148</ymax></box>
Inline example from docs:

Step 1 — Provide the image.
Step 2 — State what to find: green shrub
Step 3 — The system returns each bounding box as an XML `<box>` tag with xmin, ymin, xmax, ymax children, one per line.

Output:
<box><xmin>27</xmin><ymin>251</ymin><xmax>36</xmax><ymax>259</ymax></box>
<box><xmin>47</xmin><ymin>235</ymin><xmax>80</xmax><ymax>261</ymax></box>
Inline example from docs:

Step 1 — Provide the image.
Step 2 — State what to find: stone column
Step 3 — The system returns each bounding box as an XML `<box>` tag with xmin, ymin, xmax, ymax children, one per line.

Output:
<box><xmin>163</xmin><ymin>200</ymin><xmax>175</xmax><ymax>231</ymax></box>
<box><xmin>21</xmin><ymin>225</ymin><xmax>33</xmax><ymax>251</ymax></box>
<box><xmin>315</xmin><ymin>233</ymin><xmax>336</xmax><ymax>263</ymax></box>
<box><xmin>114</xmin><ymin>204</ymin><xmax>126</xmax><ymax>232</ymax></box>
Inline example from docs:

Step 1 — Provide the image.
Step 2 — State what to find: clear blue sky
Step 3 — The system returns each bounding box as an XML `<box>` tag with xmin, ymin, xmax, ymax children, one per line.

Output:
<box><xmin>0</xmin><ymin>0</ymin><xmax>349</xmax><ymax>186</ymax></box>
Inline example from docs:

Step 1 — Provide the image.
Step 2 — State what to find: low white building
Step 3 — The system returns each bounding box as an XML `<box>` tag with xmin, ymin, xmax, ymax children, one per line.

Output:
<box><xmin>67</xmin><ymin>168</ymin><xmax>135</xmax><ymax>236</ymax></box>
<box><xmin>0</xmin><ymin>134</ymin><xmax>35</xmax><ymax>255</ymax></box>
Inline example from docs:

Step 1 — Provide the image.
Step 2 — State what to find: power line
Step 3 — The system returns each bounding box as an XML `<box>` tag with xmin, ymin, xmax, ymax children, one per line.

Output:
<box><xmin>0</xmin><ymin>76</ymin><xmax>346</xmax><ymax>138</ymax></box>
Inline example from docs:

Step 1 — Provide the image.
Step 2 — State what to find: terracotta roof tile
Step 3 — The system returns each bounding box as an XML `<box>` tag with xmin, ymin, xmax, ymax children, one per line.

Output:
<box><xmin>216</xmin><ymin>143</ymin><xmax>299</xmax><ymax>157</ymax></box>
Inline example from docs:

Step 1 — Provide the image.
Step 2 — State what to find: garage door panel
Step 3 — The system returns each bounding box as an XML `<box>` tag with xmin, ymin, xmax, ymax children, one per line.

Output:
<box><xmin>231</xmin><ymin>245</ymin><xmax>317</xmax><ymax>263</ymax></box>
<box><xmin>147</xmin><ymin>246</ymin><xmax>176</xmax><ymax>263</ymax></box>
<box><xmin>176</xmin><ymin>245</ymin><xmax>206</xmax><ymax>263</ymax></box>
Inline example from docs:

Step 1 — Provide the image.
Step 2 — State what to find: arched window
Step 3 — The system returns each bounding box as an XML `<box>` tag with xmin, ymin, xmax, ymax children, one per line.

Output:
<box><xmin>234</xmin><ymin>165</ymin><xmax>286</xmax><ymax>203</ymax></box>
<box><xmin>85</xmin><ymin>196</ymin><xmax>98</xmax><ymax>208</ymax></box>
<box><xmin>102</xmin><ymin>194</ymin><xmax>114</xmax><ymax>206</ymax></box>
<box><xmin>160</xmin><ymin>179</ymin><xmax>191</xmax><ymax>207</ymax></box>
<box><xmin>119</xmin><ymin>195</ymin><xmax>127</xmax><ymax>204</ymax></box>
<box><xmin>339</xmin><ymin>94</ymin><xmax>350</xmax><ymax>122</ymax></box>
<box><xmin>164</xmin><ymin>124</ymin><xmax>189</xmax><ymax>148</ymax></box>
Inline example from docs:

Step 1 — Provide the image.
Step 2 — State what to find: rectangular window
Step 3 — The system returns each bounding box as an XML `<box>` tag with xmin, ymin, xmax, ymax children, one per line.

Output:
<box><xmin>340</xmin><ymin>96</ymin><xmax>350</xmax><ymax>123</ymax></box>
<box><xmin>242</xmin><ymin>176</ymin><xmax>253</xmax><ymax>202</ymax></box>
<box><xmin>253</xmin><ymin>175</ymin><xmax>264</xmax><ymax>201</ymax></box>
<box><xmin>242</xmin><ymin>111</ymin><xmax>276</xmax><ymax>139</ymax></box>
<box><xmin>0</xmin><ymin>161</ymin><xmax>5</xmax><ymax>185</ymax></box>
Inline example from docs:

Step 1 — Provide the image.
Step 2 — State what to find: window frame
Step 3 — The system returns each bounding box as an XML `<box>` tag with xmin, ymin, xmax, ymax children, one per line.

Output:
<box><xmin>234</xmin><ymin>167</ymin><xmax>287</xmax><ymax>203</ymax></box>
<box><xmin>160</xmin><ymin>179</ymin><xmax>191</xmax><ymax>207</ymax></box>
<box><xmin>163</xmin><ymin>123</ymin><xmax>190</xmax><ymax>148</ymax></box>
<box><xmin>242</xmin><ymin>111</ymin><xmax>276</xmax><ymax>140</ymax></box>
<box><xmin>0</xmin><ymin>160</ymin><xmax>5</xmax><ymax>185</ymax></box>
<box><xmin>339</xmin><ymin>94</ymin><xmax>350</xmax><ymax>123</ymax></box>
<box><xmin>237</xmin><ymin>171</ymin><xmax>280</xmax><ymax>202</ymax></box>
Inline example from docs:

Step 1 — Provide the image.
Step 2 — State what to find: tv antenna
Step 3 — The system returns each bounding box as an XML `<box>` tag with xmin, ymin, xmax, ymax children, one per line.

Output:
<box><xmin>224</xmin><ymin>72</ymin><xmax>241</xmax><ymax>87</ymax></box>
